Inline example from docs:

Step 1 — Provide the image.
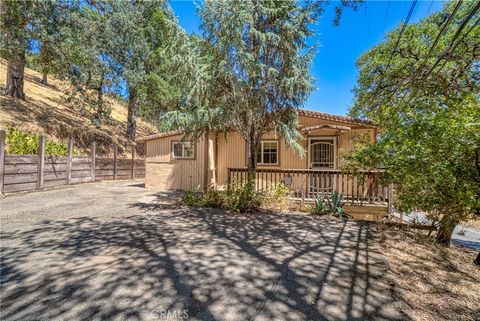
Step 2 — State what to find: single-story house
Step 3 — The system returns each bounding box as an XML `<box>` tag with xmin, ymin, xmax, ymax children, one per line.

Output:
<box><xmin>137</xmin><ymin>109</ymin><xmax>386</xmax><ymax>203</ymax></box>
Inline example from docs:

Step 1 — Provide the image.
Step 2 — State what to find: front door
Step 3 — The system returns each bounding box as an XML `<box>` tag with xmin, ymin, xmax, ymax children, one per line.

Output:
<box><xmin>308</xmin><ymin>137</ymin><xmax>336</xmax><ymax>197</ymax></box>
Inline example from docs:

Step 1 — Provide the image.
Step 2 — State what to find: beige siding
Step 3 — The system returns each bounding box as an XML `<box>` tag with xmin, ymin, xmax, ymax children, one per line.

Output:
<box><xmin>216</xmin><ymin>132</ymin><xmax>246</xmax><ymax>188</ymax></box>
<box><xmin>145</xmin><ymin>134</ymin><xmax>206</xmax><ymax>190</ymax></box>
<box><xmin>215</xmin><ymin>115</ymin><xmax>375</xmax><ymax>187</ymax></box>
<box><xmin>143</xmin><ymin>114</ymin><xmax>375</xmax><ymax>192</ymax></box>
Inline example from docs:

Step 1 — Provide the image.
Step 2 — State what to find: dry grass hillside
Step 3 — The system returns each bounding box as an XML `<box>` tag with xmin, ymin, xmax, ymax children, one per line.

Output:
<box><xmin>0</xmin><ymin>59</ymin><xmax>157</xmax><ymax>156</ymax></box>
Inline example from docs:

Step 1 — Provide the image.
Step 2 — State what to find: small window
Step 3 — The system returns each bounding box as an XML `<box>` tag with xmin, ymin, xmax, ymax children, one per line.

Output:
<box><xmin>257</xmin><ymin>141</ymin><xmax>278</xmax><ymax>165</ymax></box>
<box><xmin>172</xmin><ymin>141</ymin><xmax>194</xmax><ymax>159</ymax></box>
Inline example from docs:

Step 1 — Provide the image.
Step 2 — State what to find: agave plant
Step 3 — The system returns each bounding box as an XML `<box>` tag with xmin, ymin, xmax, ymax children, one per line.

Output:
<box><xmin>328</xmin><ymin>192</ymin><xmax>345</xmax><ymax>218</ymax></box>
<box><xmin>314</xmin><ymin>197</ymin><xmax>330</xmax><ymax>215</ymax></box>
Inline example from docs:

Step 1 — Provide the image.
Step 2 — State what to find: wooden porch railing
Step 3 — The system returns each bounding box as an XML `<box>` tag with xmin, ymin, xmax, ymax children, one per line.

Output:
<box><xmin>227</xmin><ymin>168</ymin><xmax>392</xmax><ymax>207</ymax></box>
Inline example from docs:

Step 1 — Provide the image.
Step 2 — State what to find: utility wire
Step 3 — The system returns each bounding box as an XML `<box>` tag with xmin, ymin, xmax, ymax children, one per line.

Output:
<box><xmin>425</xmin><ymin>1</ymin><xmax>480</xmax><ymax>77</ymax></box>
<box><xmin>425</xmin><ymin>0</ymin><xmax>434</xmax><ymax>16</ymax></box>
<box><xmin>435</xmin><ymin>15</ymin><xmax>480</xmax><ymax>74</ymax></box>
<box><xmin>382</xmin><ymin>1</ymin><xmax>391</xmax><ymax>34</ymax></box>
<box><xmin>402</xmin><ymin>2</ymin><xmax>479</xmax><ymax>107</ymax></box>
<box><xmin>416</xmin><ymin>0</ymin><xmax>463</xmax><ymax>75</ymax></box>
<box><xmin>385</xmin><ymin>0</ymin><xmax>418</xmax><ymax>70</ymax></box>
<box><xmin>367</xmin><ymin>0</ymin><xmax>417</xmax><ymax>109</ymax></box>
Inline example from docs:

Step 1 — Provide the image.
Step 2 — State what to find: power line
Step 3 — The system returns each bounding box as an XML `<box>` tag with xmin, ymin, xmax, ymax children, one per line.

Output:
<box><xmin>382</xmin><ymin>1</ymin><xmax>391</xmax><ymax>34</ymax></box>
<box><xmin>416</xmin><ymin>0</ymin><xmax>463</xmax><ymax>75</ymax></box>
<box><xmin>385</xmin><ymin>0</ymin><xmax>418</xmax><ymax>71</ymax></box>
<box><xmin>367</xmin><ymin>0</ymin><xmax>417</xmax><ymax>109</ymax></box>
<box><xmin>366</xmin><ymin>3</ymin><xmax>372</xmax><ymax>46</ymax></box>
<box><xmin>425</xmin><ymin>0</ymin><xmax>434</xmax><ymax>16</ymax></box>
<box><xmin>426</xmin><ymin>2</ymin><xmax>480</xmax><ymax>77</ymax></box>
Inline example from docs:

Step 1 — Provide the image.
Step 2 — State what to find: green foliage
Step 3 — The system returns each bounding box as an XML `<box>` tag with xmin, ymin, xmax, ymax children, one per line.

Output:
<box><xmin>183</xmin><ymin>190</ymin><xmax>201</xmax><ymax>207</ymax></box>
<box><xmin>262</xmin><ymin>183</ymin><xmax>290</xmax><ymax>210</ymax></box>
<box><xmin>314</xmin><ymin>197</ymin><xmax>330</xmax><ymax>216</ymax></box>
<box><xmin>348</xmin><ymin>1</ymin><xmax>480</xmax><ymax>241</ymax></box>
<box><xmin>328</xmin><ymin>192</ymin><xmax>346</xmax><ymax>218</ymax></box>
<box><xmin>183</xmin><ymin>181</ymin><xmax>291</xmax><ymax>213</ymax></box>
<box><xmin>313</xmin><ymin>192</ymin><xmax>346</xmax><ymax>217</ymax></box>
<box><xmin>6</xmin><ymin>128</ymin><xmax>76</xmax><ymax>156</ymax></box>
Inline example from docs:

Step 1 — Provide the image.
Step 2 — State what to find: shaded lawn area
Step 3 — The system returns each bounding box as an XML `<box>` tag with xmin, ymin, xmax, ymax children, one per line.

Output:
<box><xmin>373</xmin><ymin>226</ymin><xmax>480</xmax><ymax>321</ymax></box>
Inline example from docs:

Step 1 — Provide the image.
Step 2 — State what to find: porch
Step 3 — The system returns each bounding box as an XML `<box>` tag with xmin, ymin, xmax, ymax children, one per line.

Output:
<box><xmin>227</xmin><ymin>168</ymin><xmax>393</xmax><ymax>219</ymax></box>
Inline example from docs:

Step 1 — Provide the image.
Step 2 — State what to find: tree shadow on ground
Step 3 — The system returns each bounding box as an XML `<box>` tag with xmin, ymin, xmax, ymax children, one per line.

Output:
<box><xmin>1</xmin><ymin>199</ymin><xmax>407</xmax><ymax>321</ymax></box>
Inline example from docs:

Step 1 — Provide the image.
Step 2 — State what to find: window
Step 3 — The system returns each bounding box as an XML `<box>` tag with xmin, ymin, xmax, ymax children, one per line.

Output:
<box><xmin>309</xmin><ymin>138</ymin><xmax>335</xmax><ymax>168</ymax></box>
<box><xmin>172</xmin><ymin>141</ymin><xmax>194</xmax><ymax>159</ymax></box>
<box><xmin>257</xmin><ymin>141</ymin><xmax>278</xmax><ymax>165</ymax></box>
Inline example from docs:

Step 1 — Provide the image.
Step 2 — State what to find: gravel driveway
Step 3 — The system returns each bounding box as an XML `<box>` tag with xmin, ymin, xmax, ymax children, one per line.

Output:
<box><xmin>0</xmin><ymin>180</ymin><xmax>404</xmax><ymax>321</ymax></box>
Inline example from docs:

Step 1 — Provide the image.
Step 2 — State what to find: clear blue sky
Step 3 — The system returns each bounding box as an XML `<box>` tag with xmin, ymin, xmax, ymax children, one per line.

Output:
<box><xmin>170</xmin><ymin>0</ymin><xmax>444</xmax><ymax>115</ymax></box>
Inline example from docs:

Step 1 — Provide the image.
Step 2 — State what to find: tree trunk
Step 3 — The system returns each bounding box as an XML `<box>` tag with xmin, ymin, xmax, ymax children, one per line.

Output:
<box><xmin>474</xmin><ymin>251</ymin><xmax>480</xmax><ymax>266</ymax></box>
<box><xmin>5</xmin><ymin>53</ymin><xmax>26</xmax><ymax>99</ymax></box>
<box><xmin>245</xmin><ymin>127</ymin><xmax>259</xmax><ymax>187</ymax></box>
<box><xmin>127</xmin><ymin>87</ymin><xmax>139</xmax><ymax>140</ymax></box>
<box><xmin>436</xmin><ymin>214</ymin><xmax>458</xmax><ymax>246</ymax></box>
<box><xmin>41</xmin><ymin>70</ymin><xmax>48</xmax><ymax>85</ymax></box>
<box><xmin>93</xmin><ymin>73</ymin><xmax>104</xmax><ymax>126</ymax></box>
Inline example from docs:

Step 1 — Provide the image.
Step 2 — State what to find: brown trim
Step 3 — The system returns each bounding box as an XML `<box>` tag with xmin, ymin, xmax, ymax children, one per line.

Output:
<box><xmin>301</xmin><ymin>124</ymin><xmax>351</xmax><ymax>133</ymax></box>
<box><xmin>136</xmin><ymin>130</ymin><xmax>182</xmax><ymax>143</ymax></box>
<box><xmin>298</xmin><ymin>109</ymin><xmax>376</xmax><ymax>128</ymax></box>
<box><xmin>170</xmin><ymin>140</ymin><xmax>196</xmax><ymax>161</ymax></box>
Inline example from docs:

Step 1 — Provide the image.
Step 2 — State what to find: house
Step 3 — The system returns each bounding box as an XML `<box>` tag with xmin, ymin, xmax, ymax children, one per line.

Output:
<box><xmin>137</xmin><ymin>109</ymin><xmax>387</xmax><ymax>204</ymax></box>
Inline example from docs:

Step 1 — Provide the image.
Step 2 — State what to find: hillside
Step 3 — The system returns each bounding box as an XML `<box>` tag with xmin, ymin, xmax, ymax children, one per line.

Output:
<box><xmin>0</xmin><ymin>59</ymin><xmax>158</xmax><ymax>156</ymax></box>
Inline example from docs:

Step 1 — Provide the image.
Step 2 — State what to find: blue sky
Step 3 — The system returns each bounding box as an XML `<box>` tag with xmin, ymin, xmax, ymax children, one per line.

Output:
<box><xmin>170</xmin><ymin>0</ymin><xmax>445</xmax><ymax>115</ymax></box>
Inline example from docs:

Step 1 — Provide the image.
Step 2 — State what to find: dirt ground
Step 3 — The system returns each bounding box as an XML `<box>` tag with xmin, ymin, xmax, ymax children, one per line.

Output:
<box><xmin>371</xmin><ymin>226</ymin><xmax>480</xmax><ymax>321</ymax></box>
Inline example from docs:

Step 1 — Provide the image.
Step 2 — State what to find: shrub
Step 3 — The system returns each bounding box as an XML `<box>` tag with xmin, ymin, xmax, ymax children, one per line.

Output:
<box><xmin>263</xmin><ymin>183</ymin><xmax>290</xmax><ymax>210</ymax></box>
<box><xmin>182</xmin><ymin>180</ymin><xmax>284</xmax><ymax>213</ymax></box>
<box><xmin>314</xmin><ymin>197</ymin><xmax>330</xmax><ymax>215</ymax></box>
<box><xmin>199</xmin><ymin>187</ymin><xmax>224</xmax><ymax>208</ymax></box>
<box><xmin>328</xmin><ymin>191</ymin><xmax>345</xmax><ymax>218</ymax></box>
<box><xmin>5</xmin><ymin>127</ymin><xmax>77</xmax><ymax>156</ymax></box>
<box><xmin>184</xmin><ymin>190</ymin><xmax>200</xmax><ymax>206</ymax></box>
<box><xmin>313</xmin><ymin>192</ymin><xmax>346</xmax><ymax>218</ymax></box>
<box><xmin>223</xmin><ymin>181</ymin><xmax>262</xmax><ymax>212</ymax></box>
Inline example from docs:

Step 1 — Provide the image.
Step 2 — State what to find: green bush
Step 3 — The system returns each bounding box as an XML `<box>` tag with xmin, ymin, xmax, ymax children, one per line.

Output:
<box><xmin>313</xmin><ymin>192</ymin><xmax>346</xmax><ymax>218</ymax></box>
<box><xmin>184</xmin><ymin>190</ymin><xmax>200</xmax><ymax>206</ymax></box>
<box><xmin>183</xmin><ymin>180</ymin><xmax>279</xmax><ymax>213</ymax></box>
<box><xmin>223</xmin><ymin>181</ymin><xmax>262</xmax><ymax>212</ymax></box>
<box><xmin>262</xmin><ymin>183</ymin><xmax>290</xmax><ymax>210</ymax></box>
<box><xmin>5</xmin><ymin>127</ymin><xmax>77</xmax><ymax>156</ymax></box>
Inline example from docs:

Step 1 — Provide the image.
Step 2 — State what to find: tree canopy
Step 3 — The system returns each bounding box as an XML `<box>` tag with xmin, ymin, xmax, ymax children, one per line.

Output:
<box><xmin>348</xmin><ymin>0</ymin><xmax>480</xmax><ymax>245</ymax></box>
<box><xmin>163</xmin><ymin>1</ymin><xmax>333</xmax><ymax>177</ymax></box>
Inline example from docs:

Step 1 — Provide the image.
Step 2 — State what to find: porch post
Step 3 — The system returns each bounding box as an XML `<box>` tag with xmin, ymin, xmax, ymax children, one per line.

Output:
<box><xmin>387</xmin><ymin>183</ymin><xmax>394</xmax><ymax>217</ymax></box>
<box><xmin>207</xmin><ymin>135</ymin><xmax>216</xmax><ymax>189</ymax></box>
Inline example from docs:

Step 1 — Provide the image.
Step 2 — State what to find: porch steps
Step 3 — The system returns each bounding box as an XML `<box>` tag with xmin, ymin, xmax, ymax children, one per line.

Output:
<box><xmin>344</xmin><ymin>205</ymin><xmax>388</xmax><ymax>222</ymax></box>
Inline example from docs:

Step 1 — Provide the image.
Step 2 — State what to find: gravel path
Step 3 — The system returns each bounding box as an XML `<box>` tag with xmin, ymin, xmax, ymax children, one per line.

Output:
<box><xmin>1</xmin><ymin>180</ymin><xmax>404</xmax><ymax>321</ymax></box>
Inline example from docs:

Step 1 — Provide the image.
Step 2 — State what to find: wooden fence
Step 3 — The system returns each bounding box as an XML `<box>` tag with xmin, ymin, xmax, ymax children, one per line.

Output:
<box><xmin>0</xmin><ymin>130</ymin><xmax>145</xmax><ymax>193</ymax></box>
<box><xmin>228</xmin><ymin>167</ymin><xmax>394</xmax><ymax>211</ymax></box>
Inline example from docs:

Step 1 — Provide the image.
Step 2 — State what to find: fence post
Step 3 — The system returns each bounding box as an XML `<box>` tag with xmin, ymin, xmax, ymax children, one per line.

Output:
<box><xmin>387</xmin><ymin>183</ymin><xmax>394</xmax><ymax>218</ymax></box>
<box><xmin>113</xmin><ymin>143</ymin><xmax>118</xmax><ymax>180</ymax></box>
<box><xmin>131</xmin><ymin>143</ymin><xmax>135</xmax><ymax>179</ymax></box>
<box><xmin>227</xmin><ymin>168</ymin><xmax>231</xmax><ymax>190</ymax></box>
<box><xmin>66</xmin><ymin>138</ymin><xmax>73</xmax><ymax>185</ymax></box>
<box><xmin>301</xmin><ymin>175</ymin><xmax>305</xmax><ymax>208</ymax></box>
<box><xmin>37</xmin><ymin>135</ymin><xmax>45</xmax><ymax>189</ymax></box>
<box><xmin>91</xmin><ymin>142</ymin><xmax>96</xmax><ymax>182</ymax></box>
<box><xmin>0</xmin><ymin>130</ymin><xmax>5</xmax><ymax>193</ymax></box>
